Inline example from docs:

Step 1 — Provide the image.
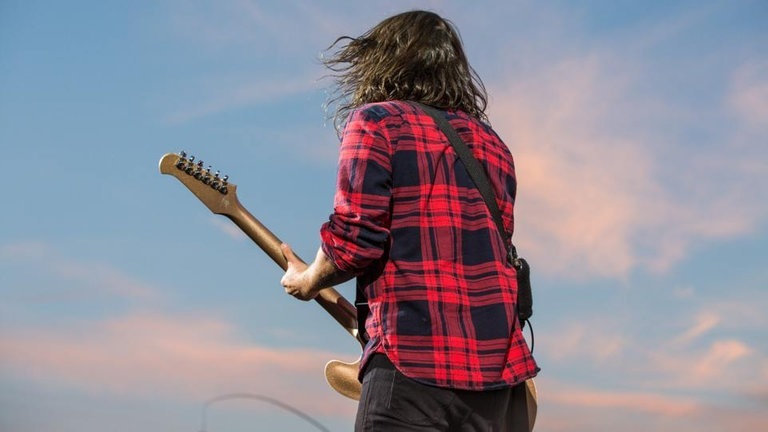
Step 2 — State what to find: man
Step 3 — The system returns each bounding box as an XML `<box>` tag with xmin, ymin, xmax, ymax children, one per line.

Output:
<box><xmin>280</xmin><ymin>10</ymin><xmax>538</xmax><ymax>431</ymax></box>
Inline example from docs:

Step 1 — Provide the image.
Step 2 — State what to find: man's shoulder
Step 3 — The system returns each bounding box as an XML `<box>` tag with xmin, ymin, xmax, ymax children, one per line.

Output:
<box><xmin>354</xmin><ymin>101</ymin><xmax>414</xmax><ymax>122</ymax></box>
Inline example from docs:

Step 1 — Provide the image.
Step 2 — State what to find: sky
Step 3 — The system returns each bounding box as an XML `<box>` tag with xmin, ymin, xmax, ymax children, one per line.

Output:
<box><xmin>1</xmin><ymin>0</ymin><xmax>767</xmax><ymax>431</ymax></box>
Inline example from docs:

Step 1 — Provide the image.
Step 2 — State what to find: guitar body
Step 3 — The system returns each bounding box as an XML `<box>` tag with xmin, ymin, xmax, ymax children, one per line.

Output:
<box><xmin>324</xmin><ymin>358</ymin><xmax>362</xmax><ymax>400</ymax></box>
<box><xmin>160</xmin><ymin>152</ymin><xmax>537</xmax><ymax>431</ymax></box>
<box><xmin>521</xmin><ymin>379</ymin><xmax>538</xmax><ymax>431</ymax></box>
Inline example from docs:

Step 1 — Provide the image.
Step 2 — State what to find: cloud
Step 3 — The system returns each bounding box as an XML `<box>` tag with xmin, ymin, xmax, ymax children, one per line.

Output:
<box><xmin>632</xmin><ymin>307</ymin><xmax>765</xmax><ymax>395</ymax></box>
<box><xmin>0</xmin><ymin>240</ymin><xmax>51</xmax><ymax>259</ymax></box>
<box><xmin>690</xmin><ymin>339</ymin><xmax>752</xmax><ymax>377</ymax></box>
<box><xmin>161</xmin><ymin>0</ymin><xmax>347</xmax><ymax>124</ymax></box>
<box><xmin>488</xmin><ymin>49</ymin><xmax>768</xmax><ymax>279</ymax></box>
<box><xmin>165</xmin><ymin>75</ymin><xmax>321</xmax><ymax>124</ymax></box>
<box><xmin>0</xmin><ymin>312</ymin><xmax>357</xmax><ymax>417</ymax></box>
<box><xmin>729</xmin><ymin>60</ymin><xmax>768</xmax><ymax>130</ymax></box>
<box><xmin>535</xmin><ymin>377</ymin><xmax>768</xmax><ymax>432</ymax></box>
<box><xmin>210</xmin><ymin>216</ymin><xmax>249</xmax><ymax>241</ymax></box>
<box><xmin>169</xmin><ymin>0</ymin><xmax>343</xmax><ymax>52</ymax></box>
<box><xmin>0</xmin><ymin>241</ymin><xmax>356</xmax><ymax>419</ymax></box>
<box><xmin>0</xmin><ymin>241</ymin><xmax>160</xmax><ymax>303</ymax></box>
<box><xmin>670</xmin><ymin>312</ymin><xmax>720</xmax><ymax>346</ymax></box>
<box><xmin>544</xmin><ymin>383</ymin><xmax>698</xmax><ymax>416</ymax></box>
<box><xmin>490</xmin><ymin>54</ymin><xmax>667</xmax><ymax>278</ymax></box>
<box><xmin>647</xmin><ymin>337</ymin><xmax>756</xmax><ymax>390</ymax></box>
<box><xmin>540</xmin><ymin>319</ymin><xmax>626</xmax><ymax>365</ymax></box>
<box><xmin>537</xmin><ymin>301</ymin><xmax>767</xmax><ymax>403</ymax></box>
<box><xmin>538</xmin><ymin>295</ymin><xmax>768</xmax><ymax>431</ymax></box>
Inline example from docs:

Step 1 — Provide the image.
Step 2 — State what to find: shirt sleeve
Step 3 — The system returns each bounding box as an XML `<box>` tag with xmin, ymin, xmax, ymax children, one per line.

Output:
<box><xmin>320</xmin><ymin>106</ymin><xmax>394</xmax><ymax>275</ymax></box>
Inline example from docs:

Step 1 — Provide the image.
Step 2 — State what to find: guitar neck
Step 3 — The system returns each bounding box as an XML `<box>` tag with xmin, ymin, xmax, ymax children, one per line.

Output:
<box><xmin>223</xmin><ymin>195</ymin><xmax>362</xmax><ymax>344</ymax></box>
<box><xmin>158</xmin><ymin>152</ymin><xmax>362</xmax><ymax>346</ymax></box>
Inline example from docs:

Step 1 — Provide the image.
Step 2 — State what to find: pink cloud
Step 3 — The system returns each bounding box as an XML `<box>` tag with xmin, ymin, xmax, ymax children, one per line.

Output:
<box><xmin>644</xmin><ymin>337</ymin><xmax>757</xmax><ymax>393</ymax></box>
<box><xmin>489</xmin><ymin>56</ymin><xmax>667</xmax><ymax>278</ymax></box>
<box><xmin>540</xmin><ymin>320</ymin><xmax>626</xmax><ymax>364</ymax></box>
<box><xmin>488</xmin><ymin>53</ymin><xmax>767</xmax><ymax>279</ymax></box>
<box><xmin>0</xmin><ymin>240</ymin><xmax>52</xmax><ymax>259</ymax></box>
<box><xmin>670</xmin><ymin>312</ymin><xmax>721</xmax><ymax>346</ymax></box>
<box><xmin>0</xmin><ymin>312</ymin><xmax>358</xmax><ymax>417</ymax></box>
<box><xmin>729</xmin><ymin>60</ymin><xmax>768</xmax><ymax>130</ymax></box>
<box><xmin>210</xmin><ymin>216</ymin><xmax>250</xmax><ymax>241</ymax></box>
<box><xmin>538</xmin><ymin>307</ymin><xmax>766</xmax><ymax>400</ymax></box>
<box><xmin>534</xmin><ymin>377</ymin><xmax>768</xmax><ymax>432</ymax></box>
<box><xmin>546</xmin><ymin>385</ymin><xmax>698</xmax><ymax>416</ymax></box>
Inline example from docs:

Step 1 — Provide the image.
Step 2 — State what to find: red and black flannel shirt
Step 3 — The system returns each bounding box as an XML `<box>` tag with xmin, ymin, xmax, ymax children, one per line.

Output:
<box><xmin>320</xmin><ymin>100</ymin><xmax>539</xmax><ymax>390</ymax></box>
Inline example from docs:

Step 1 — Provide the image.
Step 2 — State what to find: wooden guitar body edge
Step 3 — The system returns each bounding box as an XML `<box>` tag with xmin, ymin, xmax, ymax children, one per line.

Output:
<box><xmin>324</xmin><ymin>358</ymin><xmax>362</xmax><ymax>400</ymax></box>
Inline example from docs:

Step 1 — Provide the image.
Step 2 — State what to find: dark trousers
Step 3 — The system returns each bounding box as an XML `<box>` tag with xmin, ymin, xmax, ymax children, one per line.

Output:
<box><xmin>354</xmin><ymin>355</ymin><xmax>529</xmax><ymax>431</ymax></box>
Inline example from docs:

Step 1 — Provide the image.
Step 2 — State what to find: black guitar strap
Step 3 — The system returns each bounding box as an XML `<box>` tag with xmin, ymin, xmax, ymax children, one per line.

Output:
<box><xmin>413</xmin><ymin>102</ymin><xmax>533</xmax><ymax>333</ymax></box>
<box><xmin>355</xmin><ymin>285</ymin><xmax>370</xmax><ymax>343</ymax></box>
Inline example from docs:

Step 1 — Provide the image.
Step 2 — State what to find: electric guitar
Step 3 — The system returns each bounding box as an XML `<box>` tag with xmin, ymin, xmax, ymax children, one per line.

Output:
<box><xmin>159</xmin><ymin>152</ymin><xmax>537</xmax><ymax>430</ymax></box>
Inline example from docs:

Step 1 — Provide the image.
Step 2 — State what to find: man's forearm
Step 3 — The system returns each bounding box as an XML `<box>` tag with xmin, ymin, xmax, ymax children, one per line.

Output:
<box><xmin>306</xmin><ymin>247</ymin><xmax>355</xmax><ymax>291</ymax></box>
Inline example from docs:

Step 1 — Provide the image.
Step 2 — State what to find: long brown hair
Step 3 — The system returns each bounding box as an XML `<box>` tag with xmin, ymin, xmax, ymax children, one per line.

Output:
<box><xmin>323</xmin><ymin>10</ymin><xmax>488</xmax><ymax>131</ymax></box>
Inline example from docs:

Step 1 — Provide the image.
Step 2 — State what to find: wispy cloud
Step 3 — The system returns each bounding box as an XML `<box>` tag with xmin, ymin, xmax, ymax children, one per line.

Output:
<box><xmin>163</xmin><ymin>0</ymin><xmax>346</xmax><ymax>124</ymax></box>
<box><xmin>170</xmin><ymin>0</ymin><xmax>343</xmax><ymax>53</ymax></box>
<box><xmin>647</xmin><ymin>336</ymin><xmax>757</xmax><ymax>392</ymax></box>
<box><xmin>210</xmin><ymin>216</ymin><xmax>249</xmax><ymax>241</ymax></box>
<box><xmin>0</xmin><ymin>312</ymin><xmax>357</xmax><ymax>416</ymax></box>
<box><xmin>670</xmin><ymin>312</ymin><xmax>721</xmax><ymax>346</ymax></box>
<box><xmin>489</xmin><ymin>49</ymin><xmax>768</xmax><ymax>279</ymax></box>
<box><xmin>729</xmin><ymin>60</ymin><xmax>768</xmax><ymax>130</ymax></box>
<box><xmin>538</xmin><ymin>299</ymin><xmax>767</xmax><ymax>404</ymax></box>
<box><xmin>541</xmin><ymin>319</ymin><xmax>626</xmax><ymax>365</ymax></box>
<box><xmin>545</xmin><ymin>383</ymin><xmax>698</xmax><ymax>416</ymax></box>
<box><xmin>1</xmin><ymin>241</ymin><xmax>160</xmax><ymax>303</ymax></box>
<box><xmin>0</xmin><ymin>240</ymin><xmax>356</xmax><ymax>418</ymax></box>
<box><xmin>491</xmin><ymin>54</ymin><xmax>673</xmax><ymax>278</ymax></box>
<box><xmin>537</xmin><ymin>295</ymin><xmax>766</xmax><ymax>428</ymax></box>
<box><xmin>535</xmin><ymin>377</ymin><xmax>768</xmax><ymax>432</ymax></box>
<box><xmin>165</xmin><ymin>75</ymin><xmax>321</xmax><ymax>124</ymax></box>
<box><xmin>0</xmin><ymin>240</ymin><xmax>51</xmax><ymax>259</ymax></box>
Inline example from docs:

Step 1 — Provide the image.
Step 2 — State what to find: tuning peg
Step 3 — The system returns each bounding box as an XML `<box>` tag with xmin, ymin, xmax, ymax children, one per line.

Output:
<box><xmin>175</xmin><ymin>151</ymin><xmax>188</xmax><ymax>170</ymax></box>
<box><xmin>202</xmin><ymin>166</ymin><xmax>212</xmax><ymax>185</ymax></box>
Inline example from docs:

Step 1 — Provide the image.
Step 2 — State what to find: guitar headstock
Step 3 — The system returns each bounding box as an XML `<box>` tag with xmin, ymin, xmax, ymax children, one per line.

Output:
<box><xmin>159</xmin><ymin>151</ymin><xmax>240</xmax><ymax>215</ymax></box>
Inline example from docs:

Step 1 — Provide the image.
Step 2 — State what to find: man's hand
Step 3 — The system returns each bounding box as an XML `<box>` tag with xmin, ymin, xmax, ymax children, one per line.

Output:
<box><xmin>280</xmin><ymin>243</ymin><xmax>320</xmax><ymax>301</ymax></box>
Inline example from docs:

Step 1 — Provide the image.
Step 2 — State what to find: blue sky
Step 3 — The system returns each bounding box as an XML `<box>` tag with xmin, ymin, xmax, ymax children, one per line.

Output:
<box><xmin>1</xmin><ymin>1</ymin><xmax>767</xmax><ymax>431</ymax></box>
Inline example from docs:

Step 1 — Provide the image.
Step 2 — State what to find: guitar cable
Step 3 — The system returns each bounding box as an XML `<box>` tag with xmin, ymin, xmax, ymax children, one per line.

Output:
<box><xmin>199</xmin><ymin>392</ymin><xmax>331</xmax><ymax>432</ymax></box>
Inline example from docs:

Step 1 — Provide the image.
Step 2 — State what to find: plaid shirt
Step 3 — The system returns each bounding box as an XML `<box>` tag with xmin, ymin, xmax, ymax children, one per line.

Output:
<box><xmin>320</xmin><ymin>100</ymin><xmax>538</xmax><ymax>390</ymax></box>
